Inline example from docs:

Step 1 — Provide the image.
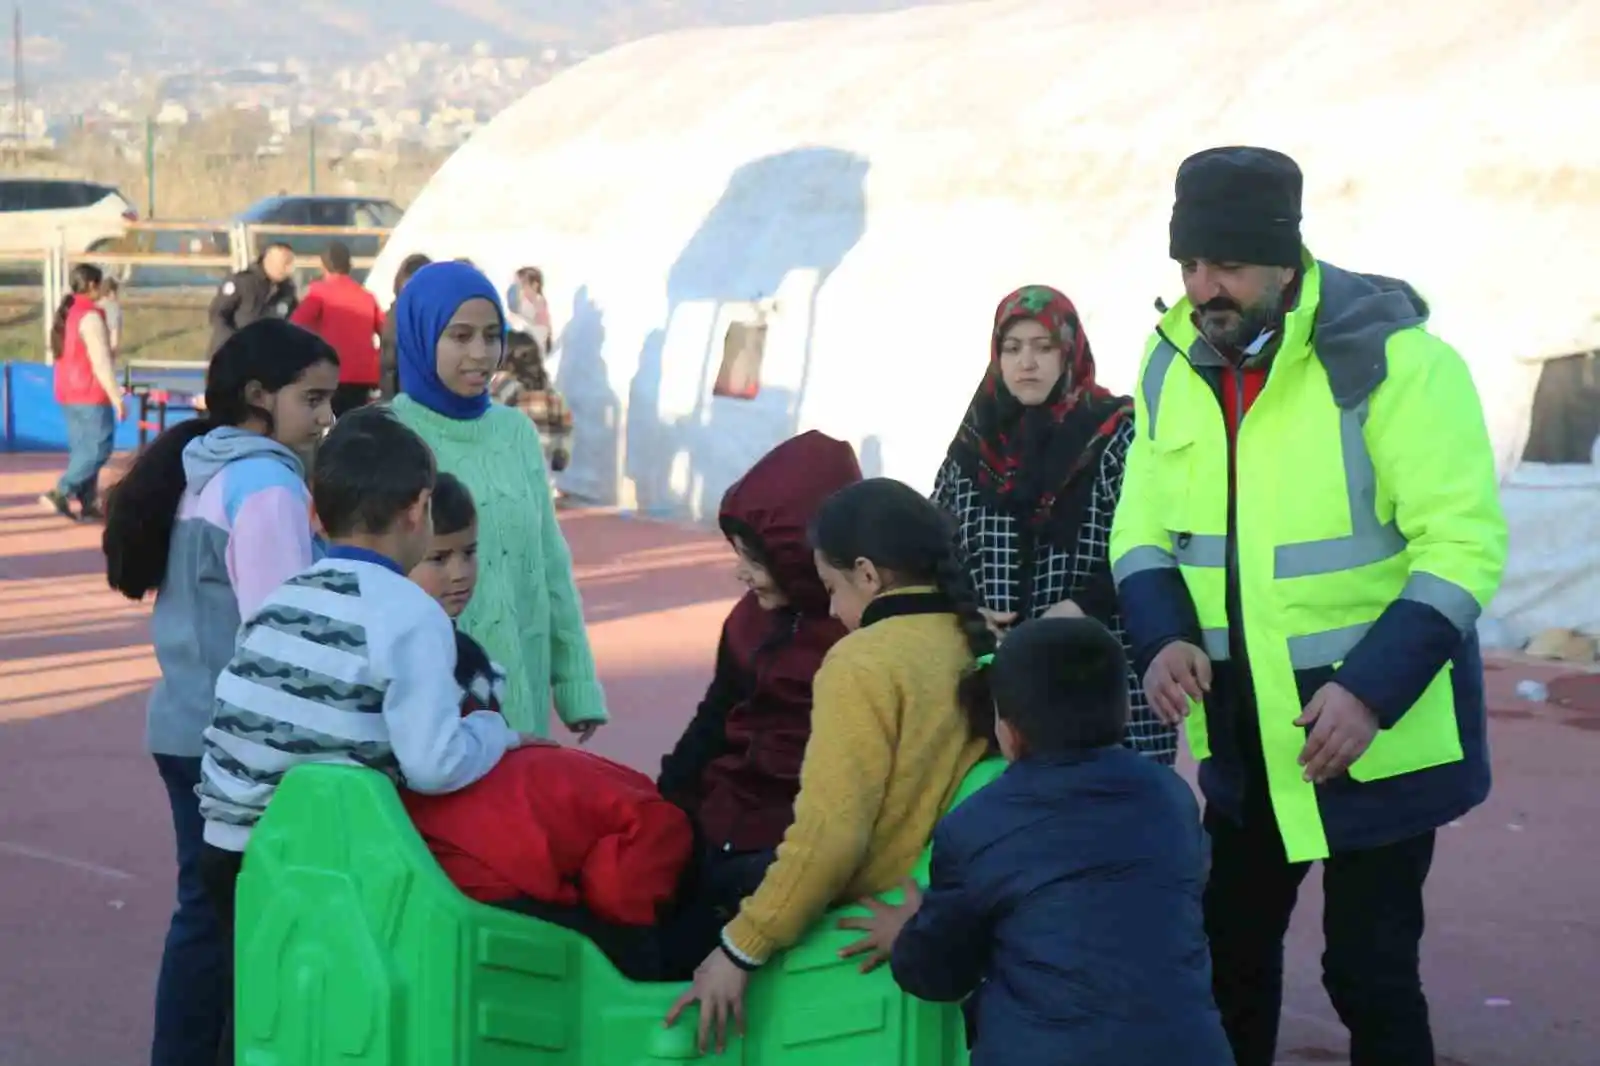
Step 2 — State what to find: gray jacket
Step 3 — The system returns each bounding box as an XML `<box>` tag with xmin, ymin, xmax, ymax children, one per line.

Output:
<box><xmin>145</xmin><ymin>428</ymin><xmax>318</xmax><ymax>757</ymax></box>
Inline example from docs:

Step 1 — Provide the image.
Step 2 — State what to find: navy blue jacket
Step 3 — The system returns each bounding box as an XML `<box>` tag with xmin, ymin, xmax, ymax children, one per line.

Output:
<box><xmin>889</xmin><ymin>747</ymin><xmax>1232</xmax><ymax>1066</ymax></box>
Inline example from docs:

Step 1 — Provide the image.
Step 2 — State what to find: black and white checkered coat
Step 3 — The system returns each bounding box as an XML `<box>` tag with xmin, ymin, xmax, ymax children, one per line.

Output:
<box><xmin>932</xmin><ymin>419</ymin><xmax>1178</xmax><ymax>764</ymax></box>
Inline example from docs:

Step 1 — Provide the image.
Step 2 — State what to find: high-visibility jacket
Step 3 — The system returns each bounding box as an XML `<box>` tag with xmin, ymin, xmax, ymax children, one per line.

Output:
<box><xmin>1109</xmin><ymin>254</ymin><xmax>1507</xmax><ymax>862</ymax></box>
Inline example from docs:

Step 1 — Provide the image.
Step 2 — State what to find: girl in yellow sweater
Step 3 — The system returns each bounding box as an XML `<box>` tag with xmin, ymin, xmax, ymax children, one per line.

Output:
<box><xmin>666</xmin><ymin>477</ymin><xmax>996</xmax><ymax>1051</ymax></box>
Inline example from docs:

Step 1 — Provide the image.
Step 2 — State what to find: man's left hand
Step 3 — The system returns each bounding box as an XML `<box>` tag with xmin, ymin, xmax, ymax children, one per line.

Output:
<box><xmin>835</xmin><ymin>879</ymin><xmax>923</xmax><ymax>973</ymax></box>
<box><xmin>664</xmin><ymin>948</ymin><xmax>750</xmax><ymax>1054</ymax></box>
<box><xmin>1295</xmin><ymin>682</ymin><xmax>1379</xmax><ymax>783</ymax></box>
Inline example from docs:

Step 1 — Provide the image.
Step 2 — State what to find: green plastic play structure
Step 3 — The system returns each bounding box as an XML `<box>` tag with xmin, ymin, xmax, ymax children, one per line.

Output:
<box><xmin>234</xmin><ymin>756</ymin><xmax>1005</xmax><ymax>1065</ymax></box>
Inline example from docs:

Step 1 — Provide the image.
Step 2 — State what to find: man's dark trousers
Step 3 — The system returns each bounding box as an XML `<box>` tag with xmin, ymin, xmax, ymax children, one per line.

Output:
<box><xmin>1202</xmin><ymin>798</ymin><xmax>1437</xmax><ymax>1066</ymax></box>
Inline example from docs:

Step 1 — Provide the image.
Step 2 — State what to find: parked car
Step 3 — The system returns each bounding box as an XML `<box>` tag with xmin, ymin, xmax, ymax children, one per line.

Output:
<box><xmin>0</xmin><ymin>178</ymin><xmax>137</xmax><ymax>280</ymax></box>
<box><xmin>218</xmin><ymin>195</ymin><xmax>402</xmax><ymax>282</ymax></box>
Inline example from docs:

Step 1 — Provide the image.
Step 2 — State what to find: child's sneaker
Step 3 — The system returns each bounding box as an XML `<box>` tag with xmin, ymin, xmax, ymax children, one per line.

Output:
<box><xmin>78</xmin><ymin>499</ymin><xmax>106</xmax><ymax>522</ymax></box>
<box><xmin>39</xmin><ymin>491</ymin><xmax>76</xmax><ymax>520</ymax></box>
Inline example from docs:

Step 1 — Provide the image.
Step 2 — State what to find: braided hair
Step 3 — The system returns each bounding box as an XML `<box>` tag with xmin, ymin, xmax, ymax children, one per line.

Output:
<box><xmin>809</xmin><ymin>477</ymin><xmax>998</xmax><ymax>747</ymax></box>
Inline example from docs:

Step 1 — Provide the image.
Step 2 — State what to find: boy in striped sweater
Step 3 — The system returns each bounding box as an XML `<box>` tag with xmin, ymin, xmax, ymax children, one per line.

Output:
<box><xmin>195</xmin><ymin>406</ymin><xmax>529</xmax><ymax>1063</ymax></box>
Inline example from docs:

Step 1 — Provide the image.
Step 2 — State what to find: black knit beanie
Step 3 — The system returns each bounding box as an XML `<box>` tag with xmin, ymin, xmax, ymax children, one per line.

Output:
<box><xmin>1169</xmin><ymin>146</ymin><xmax>1304</xmax><ymax>268</ymax></box>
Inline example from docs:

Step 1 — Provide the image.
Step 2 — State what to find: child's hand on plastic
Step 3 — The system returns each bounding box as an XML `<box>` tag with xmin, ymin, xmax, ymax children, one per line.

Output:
<box><xmin>664</xmin><ymin>949</ymin><xmax>749</xmax><ymax>1054</ymax></box>
<box><xmin>835</xmin><ymin>879</ymin><xmax>923</xmax><ymax>973</ymax></box>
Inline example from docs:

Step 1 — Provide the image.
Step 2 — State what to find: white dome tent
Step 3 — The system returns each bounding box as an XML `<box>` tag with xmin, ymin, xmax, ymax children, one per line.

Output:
<box><xmin>373</xmin><ymin>0</ymin><xmax>1600</xmax><ymax>647</ymax></box>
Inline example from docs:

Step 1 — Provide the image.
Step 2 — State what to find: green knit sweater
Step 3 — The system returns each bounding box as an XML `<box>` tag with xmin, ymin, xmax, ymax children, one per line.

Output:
<box><xmin>391</xmin><ymin>395</ymin><xmax>607</xmax><ymax>735</ymax></box>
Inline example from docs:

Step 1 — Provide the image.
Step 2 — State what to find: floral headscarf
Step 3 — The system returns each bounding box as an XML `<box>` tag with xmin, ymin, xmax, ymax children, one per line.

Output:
<box><xmin>943</xmin><ymin>285</ymin><xmax>1132</xmax><ymax>539</ymax></box>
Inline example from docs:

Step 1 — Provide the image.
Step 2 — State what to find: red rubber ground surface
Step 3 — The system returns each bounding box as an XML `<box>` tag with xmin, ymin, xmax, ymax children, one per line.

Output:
<box><xmin>0</xmin><ymin>452</ymin><xmax>1594</xmax><ymax>1065</ymax></box>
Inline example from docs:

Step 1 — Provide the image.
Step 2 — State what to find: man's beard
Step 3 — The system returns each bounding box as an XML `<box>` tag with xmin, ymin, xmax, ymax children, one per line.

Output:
<box><xmin>1196</xmin><ymin>289</ymin><xmax>1284</xmax><ymax>351</ymax></box>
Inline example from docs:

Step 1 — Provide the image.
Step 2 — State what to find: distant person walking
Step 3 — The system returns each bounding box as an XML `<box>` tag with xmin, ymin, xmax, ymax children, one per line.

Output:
<box><xmin>42</xmin><ymin>263</ymin><xmax>122</xmax><ymax>521</ymax></box>
<box><xmin>507</xmin><ymin>266</ymin><xmax>553</xmax><ymax>353</ymax></box>
<box><xmin>291</xmin><ymin>241</ymin><xmax>386</xmax><ymax>416</ymax></box>
<box><xmin>492</xmin><ymin>330</ymin><xmax>574</xmax><ymax>477</ymax></box>
<box><xmin>377</xmin><ymin>252</ymin><xmax>432</xmax><ymax>400</ymax></box>
<box><xmin>206</xmin><ymin>242</ymin><xmax>298</xmax><ymax>359</ymax></box>
<box><xmin>98</xmin><ymin>275</ymin><xmax>123</xmax><ymax>355</ymax></box>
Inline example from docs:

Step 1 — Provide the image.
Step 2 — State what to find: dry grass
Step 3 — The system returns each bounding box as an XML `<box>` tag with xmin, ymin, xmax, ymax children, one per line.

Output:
<box><xmin>0</xmin><ymin>290</ymin><xmax>213</xmax><ymax>364</ymax></box>
<box><xmin>24</xmin><ymin>115</ymin><xmax>451</xmax><ymax>219</ymax></box>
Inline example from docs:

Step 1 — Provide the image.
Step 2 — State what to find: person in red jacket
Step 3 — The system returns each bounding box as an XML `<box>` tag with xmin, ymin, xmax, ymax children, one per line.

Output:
<box><xmin>290</xmin><ymin>241</ymin><xmax>385</xmax><ymax>417</ymax></box>
<box><xmin>650</xmin><ymin>429</ymin><xmax>864</xmax><ymax>971</ymax></box>
<box><xmin>400</xmin><ymin>474</ymin><xmax>694</xmax><ymax>938</ymax></box>
<box><xmin>43</xmin><ymin>263</ymin><xmax>123</xmax><ymax>521</ymax></box>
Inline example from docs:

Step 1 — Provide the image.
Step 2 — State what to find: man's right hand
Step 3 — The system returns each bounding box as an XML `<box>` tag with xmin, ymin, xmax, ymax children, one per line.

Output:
<box><xmin>1143</xmin><ymin>641</ymin><xmax>1212</xmax><ymax>725</ymax></box>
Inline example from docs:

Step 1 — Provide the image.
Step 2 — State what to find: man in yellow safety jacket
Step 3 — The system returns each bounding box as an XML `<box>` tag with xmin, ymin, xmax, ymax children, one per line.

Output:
<box><xmin>1110</xmin><ymin>146</ymin><xmax>1507</xmax><ymax>1066</ymax></box>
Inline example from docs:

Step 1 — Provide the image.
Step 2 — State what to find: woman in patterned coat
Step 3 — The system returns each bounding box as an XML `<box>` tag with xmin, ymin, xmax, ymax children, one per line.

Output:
<box><xmin>932</xmin><ymin>284</ymin><xmax>1176</xmax><ymax>764</ymax></box>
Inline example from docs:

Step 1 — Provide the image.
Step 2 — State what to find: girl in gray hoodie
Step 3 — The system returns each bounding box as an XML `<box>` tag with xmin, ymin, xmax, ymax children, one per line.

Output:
<box><xmin>101</xmin><ymin>319</ymin><xmax>340</xmax><ymax>1066</ymax></box>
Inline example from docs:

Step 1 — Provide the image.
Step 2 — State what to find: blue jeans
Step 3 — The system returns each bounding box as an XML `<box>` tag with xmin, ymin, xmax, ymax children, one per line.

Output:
<box><xmin>151</xmin><ymin>755</ymin><xmax>228</xmax><ymax>1066</ymax></box>
<box><xmin>56</xmin><ymin>403</ymin><xmax>115</xmax><ymax>505</ymax></box>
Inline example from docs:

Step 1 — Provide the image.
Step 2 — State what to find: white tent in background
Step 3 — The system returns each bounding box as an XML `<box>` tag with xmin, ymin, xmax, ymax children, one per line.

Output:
<box><xmin>372</xmin><ymin>0</ymin><xmax>1600</xmax><ymax>645</ymax></box>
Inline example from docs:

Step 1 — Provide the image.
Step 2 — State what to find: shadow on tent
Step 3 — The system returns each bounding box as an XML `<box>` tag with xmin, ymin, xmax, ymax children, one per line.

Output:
<box><xmin>577</xmin><ymin>146</ymin><xmax>871</xmax><ymax>518</ymax></box>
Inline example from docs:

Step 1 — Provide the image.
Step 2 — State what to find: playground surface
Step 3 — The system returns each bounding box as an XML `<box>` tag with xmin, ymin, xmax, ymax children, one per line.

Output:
<box><xmin>0</xmin><ymin>451</ymin><xmax>1595</xmax><ymax>1066</ymax></box>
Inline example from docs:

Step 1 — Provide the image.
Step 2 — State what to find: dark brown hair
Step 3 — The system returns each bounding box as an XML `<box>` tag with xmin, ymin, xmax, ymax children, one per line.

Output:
<box><xmin>49</xmin><ymin>263</ymin><xmax>104</xmax><ymax>359</ymax></box>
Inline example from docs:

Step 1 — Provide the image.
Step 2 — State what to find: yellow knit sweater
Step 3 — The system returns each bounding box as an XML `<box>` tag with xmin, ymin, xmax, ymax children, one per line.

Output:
<box><xmin>723</xmin><ymin>591</ymin><xmax>990</xmax><ymax>963</ymax></box>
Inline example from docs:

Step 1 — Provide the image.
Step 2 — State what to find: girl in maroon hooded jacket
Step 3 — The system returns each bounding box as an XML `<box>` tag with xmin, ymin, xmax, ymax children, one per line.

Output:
<box><xmin>653</xmin><ymin>429</ymin><xmax>863</xmax><ymax>971</ymax></box>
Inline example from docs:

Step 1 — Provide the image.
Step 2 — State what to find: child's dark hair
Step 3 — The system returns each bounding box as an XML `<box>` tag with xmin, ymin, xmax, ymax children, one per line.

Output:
<box><xmin>720</xmin><ymin>519</ymin><xmax>775</xmax><ymax>579</ymax></box>
<box><xmin>312</xmin><ymin>406</ymin><xmax>437</xmax><ymax>539</ymax></box>
<box><xmin>50</xmin><ymin>263</ymin><xmax>104</xmax><ymax>359</ymax></box>
<box><xmin>989</xmin><ymin>617</ymin><xmax>1129</xmax><ymax>754</ymax></box>
<box><xmin>431</xmin><ymin>472</ymin><xmax>477</xmax><ymax>538</ymax></box>
<box><xmin>101</xmin><ymin>320</ymin><xmax>339</xmax><ymax>601</ymax></box>
<box><xmin>809</xmin><ymin>477</ymin><xmax>997</xmax><ymax>744</ymax></box>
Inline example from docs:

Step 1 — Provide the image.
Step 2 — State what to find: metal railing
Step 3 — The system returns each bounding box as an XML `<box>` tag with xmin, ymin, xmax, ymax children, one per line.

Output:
<box><xmin>19</xmin><ymin>220</ymin><xmax>392</xmax><ymax>360</ymax></box>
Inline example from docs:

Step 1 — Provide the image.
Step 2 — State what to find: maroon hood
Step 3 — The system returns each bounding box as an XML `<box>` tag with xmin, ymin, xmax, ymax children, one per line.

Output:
<box><xmin>718</xmin><ymin>430</ymin><xmax>863</xmax><ymax>616</ymax></box>
<box><xmin>697</xmin><ymin>431</ymin><xmax>862</xmax><ymax>852</ymax></box>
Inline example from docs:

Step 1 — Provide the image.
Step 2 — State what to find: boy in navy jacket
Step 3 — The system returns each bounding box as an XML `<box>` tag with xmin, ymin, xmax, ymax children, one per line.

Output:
<box><xmin>842</xmin><ymin>617</ymin><xmax>1232</xmax><ymax>1066</ymax></box>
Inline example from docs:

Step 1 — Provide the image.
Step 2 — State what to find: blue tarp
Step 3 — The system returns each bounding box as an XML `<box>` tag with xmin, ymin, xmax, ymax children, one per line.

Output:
<box><xmin>2</xmin><ymin>361</ymin><xmax>203</xmax><ymax>452</ymax></box>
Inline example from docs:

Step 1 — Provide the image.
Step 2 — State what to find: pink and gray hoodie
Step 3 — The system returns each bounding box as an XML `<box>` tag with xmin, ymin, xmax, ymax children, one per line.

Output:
<box><xmin>145</xmin><ymin>427</ymin><xmax>320</xmax><ymax>758</ymax></box>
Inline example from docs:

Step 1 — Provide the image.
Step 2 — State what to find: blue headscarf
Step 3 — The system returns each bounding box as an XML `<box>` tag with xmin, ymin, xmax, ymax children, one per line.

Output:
<box><xmin>395</xmin><ymin>260</ymin><xmax>504</xmax><ymax>420</ymax></box>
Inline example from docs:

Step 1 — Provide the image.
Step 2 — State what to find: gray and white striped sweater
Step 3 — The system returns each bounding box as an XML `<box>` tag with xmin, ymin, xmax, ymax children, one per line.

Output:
<box><xmin>197</xmin><ymin>553</ymin><xmax>517</xmax><ymax>851</ymax></box>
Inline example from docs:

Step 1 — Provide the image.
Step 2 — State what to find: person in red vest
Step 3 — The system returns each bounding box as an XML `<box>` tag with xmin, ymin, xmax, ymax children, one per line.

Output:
<box><xmin>42</xmin><ymin>262</ymin><xmax>123</xmax><ymax>521</ymax></box>
<box><xmin>290</xmin><ymin>241</ymin><xmax>385</xmax><ymax>417</ymax></box>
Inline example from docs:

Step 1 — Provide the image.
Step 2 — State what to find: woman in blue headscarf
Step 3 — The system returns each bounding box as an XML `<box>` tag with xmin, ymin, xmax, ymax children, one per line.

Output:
<box><xmin>390</xmin><ymin>260</ymin><xmax>608</xmax><ymax>739</ymax></box>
